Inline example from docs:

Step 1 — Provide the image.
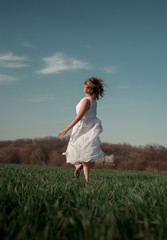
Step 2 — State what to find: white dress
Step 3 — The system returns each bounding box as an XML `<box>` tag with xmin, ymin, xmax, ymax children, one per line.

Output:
<box><xmin>62</xmin><ymin>97</ymin><xmax>105</xmax><ymax>164</ymax></box>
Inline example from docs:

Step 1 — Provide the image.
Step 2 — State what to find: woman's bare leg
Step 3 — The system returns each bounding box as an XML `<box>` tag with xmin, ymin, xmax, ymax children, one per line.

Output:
<box><xmin>82</xmin><ymin>162</ymin><xmax>91</xmax><ymax>183</ymax></box>
<box><xmin>74</xmin><ymin>162</ymin><xmax>83</xmax><ymax>170</ymax></box>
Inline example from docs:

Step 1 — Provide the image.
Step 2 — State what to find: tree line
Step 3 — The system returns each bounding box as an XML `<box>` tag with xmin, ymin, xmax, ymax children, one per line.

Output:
<box><xmin>0</xmin><ymin>137</ymin><xmax>167</xmax><ymax>172</ymax></box>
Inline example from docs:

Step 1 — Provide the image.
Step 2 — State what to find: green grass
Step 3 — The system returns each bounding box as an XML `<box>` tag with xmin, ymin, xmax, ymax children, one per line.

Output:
<box><xmin>0</xmin><ymin>164</ymin><xmax>167</xmax><ymax>240</ymax></box>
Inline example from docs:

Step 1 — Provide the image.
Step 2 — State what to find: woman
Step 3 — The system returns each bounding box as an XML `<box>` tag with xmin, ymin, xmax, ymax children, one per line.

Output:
<box><xmin>58</xmin><ymin>77</ymin><xmax>105</xmax><ymax>182</ymax></box>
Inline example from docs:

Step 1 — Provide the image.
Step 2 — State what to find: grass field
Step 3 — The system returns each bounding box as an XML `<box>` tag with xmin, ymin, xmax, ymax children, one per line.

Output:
<box><xmin>0</xmin><ymin>164</ymin><xmax>167</xmax><ymax>240</ymax></box>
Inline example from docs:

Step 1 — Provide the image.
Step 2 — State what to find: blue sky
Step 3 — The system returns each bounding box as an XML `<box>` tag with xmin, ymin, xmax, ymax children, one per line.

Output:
<box><xmin>0</xmin><ymin>0</ymin><xmax>166</xmax><ymax>146</ymax></box>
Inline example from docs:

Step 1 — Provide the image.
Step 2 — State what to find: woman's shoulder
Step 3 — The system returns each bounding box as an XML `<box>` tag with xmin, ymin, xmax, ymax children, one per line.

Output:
<box><xmin>81</xmin><ymin>97</ymin><xmax>96</xmax><ymax>108</ymax></box>
<box><xmin>80</xmin><ymin>97</ymin><xmax>93</xmax><ymax>106</ymax></box>
<box><xmin>80</xmin><ymin>97</ymin><xmax>91</xmax><ymax>104</ymax></box>
<box><xmin>83</xmin><ymin>96</ymin><xmax>94</xmax><ymax>102</ymax></box>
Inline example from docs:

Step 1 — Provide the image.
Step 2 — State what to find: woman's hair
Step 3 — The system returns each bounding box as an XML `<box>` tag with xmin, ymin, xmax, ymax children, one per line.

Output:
<box><xmin>84</xmin><ymin>77</ymin><xmax>105</xmax><ymax>100</ymax></box>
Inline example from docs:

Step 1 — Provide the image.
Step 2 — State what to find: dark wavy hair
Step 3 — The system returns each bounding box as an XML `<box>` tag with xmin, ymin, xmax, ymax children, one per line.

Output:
<box><xmin>84</xmin><ymin>77</ymin><xmax>105</xmax><ymax>100</ymax></box>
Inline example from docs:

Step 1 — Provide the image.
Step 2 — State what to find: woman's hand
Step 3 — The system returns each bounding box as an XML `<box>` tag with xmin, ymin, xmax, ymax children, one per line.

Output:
<box><xmin>58</xmin><ymin>129</ymin><xmax>68</xmax><ymax>138</ymax></box>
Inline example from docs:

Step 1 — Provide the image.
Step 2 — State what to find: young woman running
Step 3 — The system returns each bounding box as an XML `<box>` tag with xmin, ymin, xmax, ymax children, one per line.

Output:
<box><xmin>58</xmin><ymin>77</ymin><xmax>105</xmax><ymax>182</ymax></box>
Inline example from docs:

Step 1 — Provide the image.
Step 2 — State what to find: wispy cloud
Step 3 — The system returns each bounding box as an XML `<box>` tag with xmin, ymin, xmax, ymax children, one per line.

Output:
<box><xmin>103</xmin><ymin>65</ymin><xmax>117</xmax><ymax>73</ymax></box>
<box><xmin>117</xmin><ymin>85</ymin><xmax>129</xmax><ymax>89</ymax></box>
<box><xmin>0</xmin><ymin>52</ymin><xmax>28</xmax><ymax>68</ymax></box>
<box><xmin>27</xmin><ymin>96</ymin><xmax>54</xmax><ymax>103</ymax></box>
<box><xmin>37</xmin><ymin>52</ymin><xmax>91</xmax><ymax>74</ymax></box>
<box><xmin>85</xmin><ymin>44</ymin><xmax>93</xmax><ymax>48</ymax></box>
<box><xmin>0</xmin><ymin>74</ymin><xmax>19</xmax><ymax>84</ymax></box>
<box><xmin>22</xmin><ymin>42</ymin><xmax>33</xmax><ymax>48</ymax></box>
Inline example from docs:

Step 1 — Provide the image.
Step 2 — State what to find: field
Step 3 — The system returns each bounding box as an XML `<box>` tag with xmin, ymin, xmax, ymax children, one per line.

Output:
<box><xmin>0</xmin><ymin>164</ymin><xmax>167</xmax><ymax>240</ymax></box>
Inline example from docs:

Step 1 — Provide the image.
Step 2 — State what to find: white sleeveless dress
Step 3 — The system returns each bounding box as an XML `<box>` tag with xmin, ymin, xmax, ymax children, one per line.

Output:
<box><xmin>62</xmin><ymin>97</ymin><xmax>105</xmax><ymax>164</ymax></box>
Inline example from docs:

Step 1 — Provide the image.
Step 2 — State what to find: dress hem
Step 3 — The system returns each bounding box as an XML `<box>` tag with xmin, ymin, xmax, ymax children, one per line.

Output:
<box><xmin>63</xmin><ymin>152</ymin><xmax>105</xmax><ymax>164</ymax></box>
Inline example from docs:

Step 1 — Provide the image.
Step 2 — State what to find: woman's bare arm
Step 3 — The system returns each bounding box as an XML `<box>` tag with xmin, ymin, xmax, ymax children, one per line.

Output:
<box><xmin>58</xmin><ymin>99</ymin><xmax>90</xmax><ymax>138</ymax></box>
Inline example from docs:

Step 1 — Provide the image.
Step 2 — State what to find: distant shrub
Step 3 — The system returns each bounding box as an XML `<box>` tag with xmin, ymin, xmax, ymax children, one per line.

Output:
<box><xmin>0</xmin><ymin>146</ymin><xmax>20</xmax><ymax>164</ymax></box>
<box><xmin>30</xmin><ymin>148</ymin><xmax>46</xmax><ymax>165</ymax></box>
<box><xmin>95</xmin><ymin>154</ymin><xmax>115</xmax><ymax>169</ymax></box>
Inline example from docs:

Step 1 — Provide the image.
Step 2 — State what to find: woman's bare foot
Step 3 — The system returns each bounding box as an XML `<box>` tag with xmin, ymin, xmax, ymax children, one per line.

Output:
<box><xmin>74</xmin><ymin>164</ymin><xmax>83</xmax><ymax>179</ymax></box>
